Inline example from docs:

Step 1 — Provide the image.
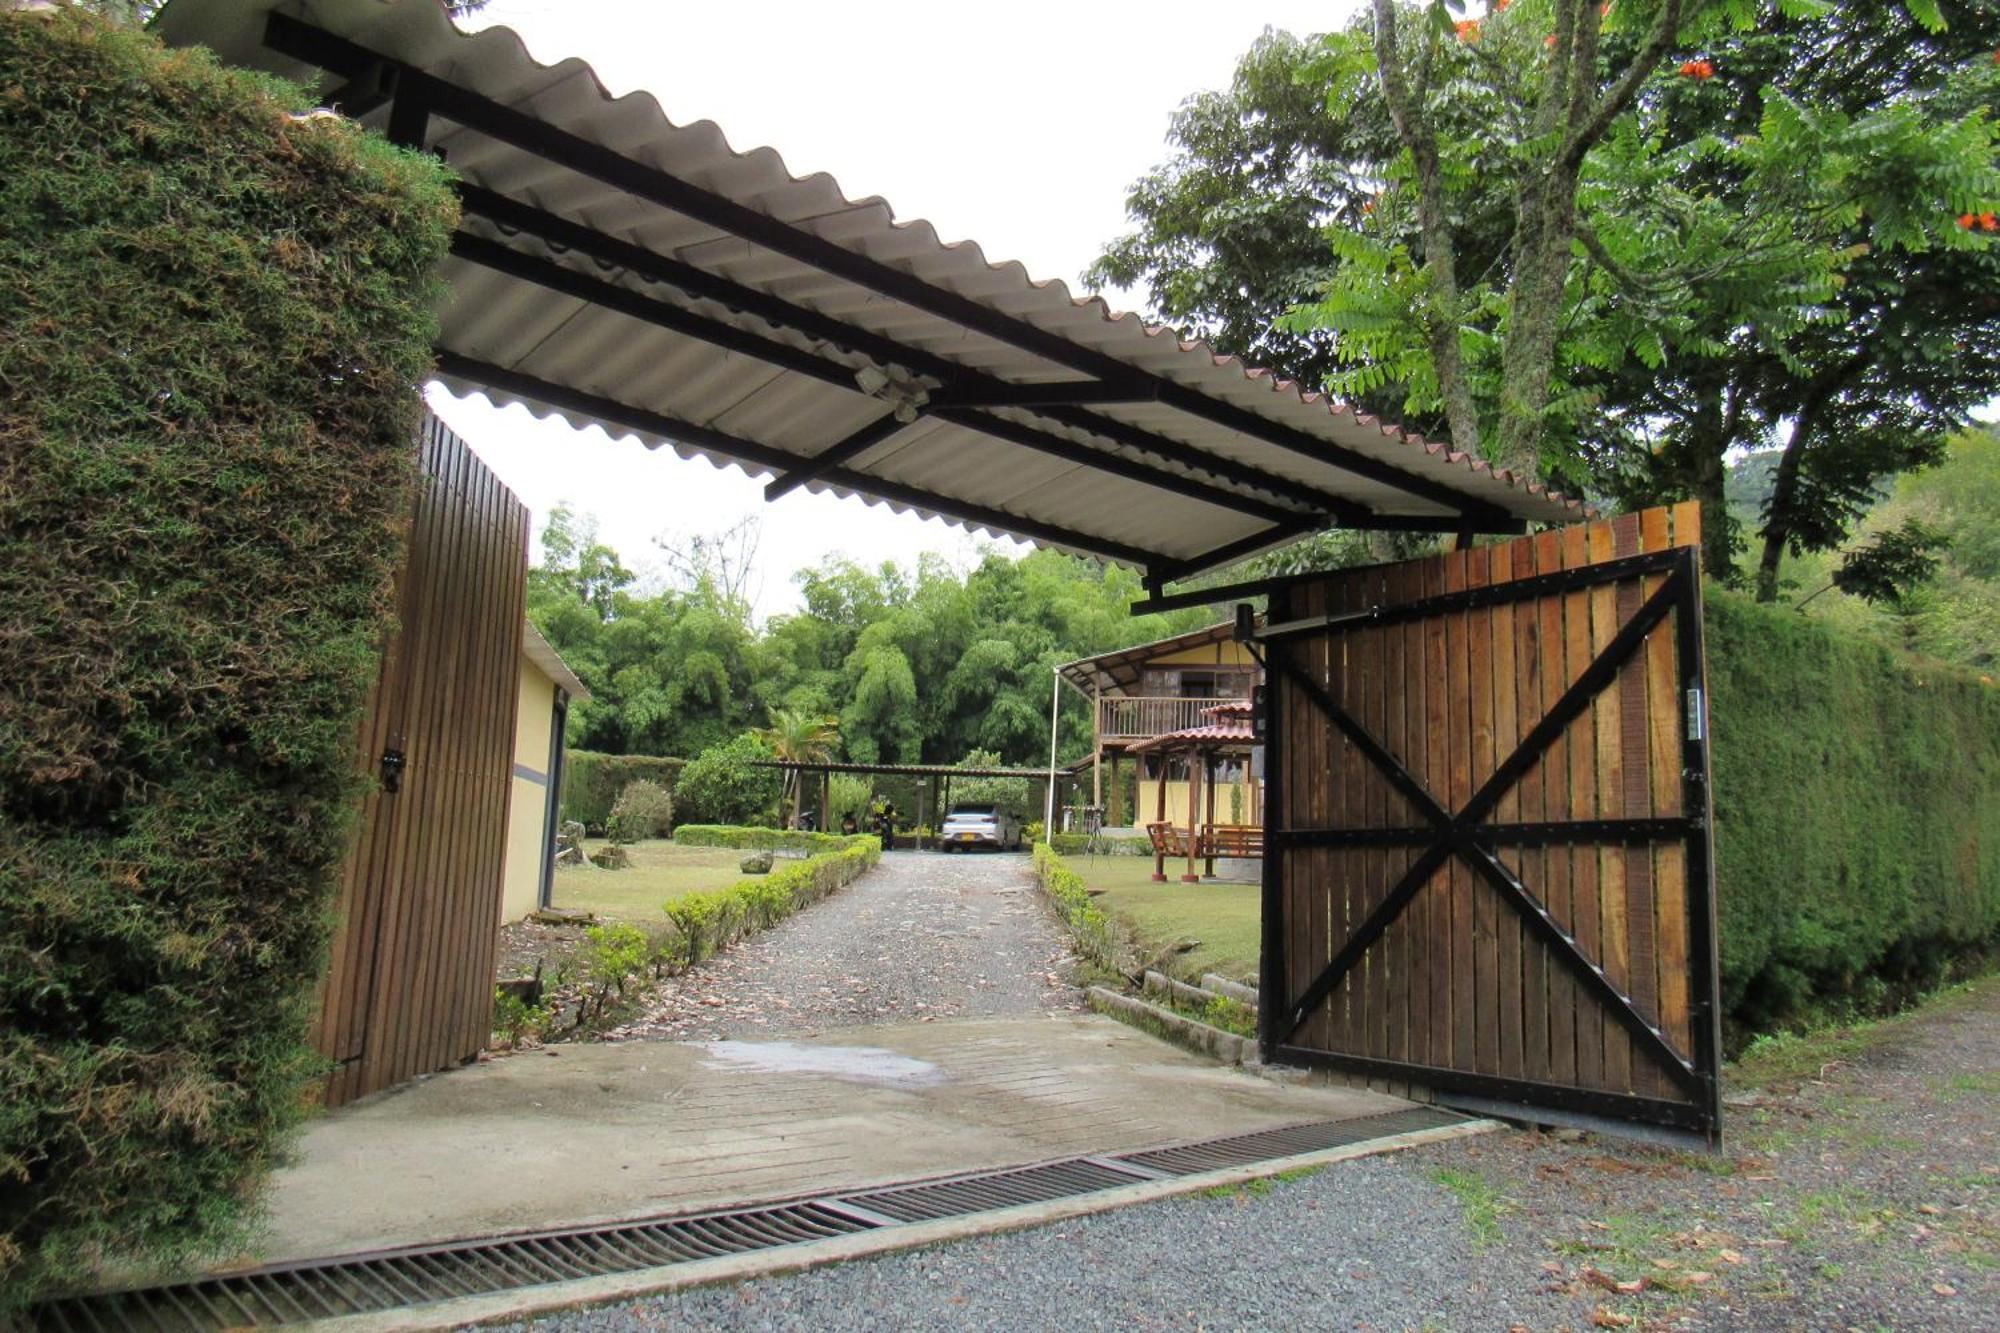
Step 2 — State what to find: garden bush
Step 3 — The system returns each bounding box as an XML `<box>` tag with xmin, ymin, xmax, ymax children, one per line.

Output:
<box><xmin>0</xmin><ymin>10</ymin><xmax>456</xmax><ymax>1305</ymax></box>
<box><xmin>1032</xmin><ymin>844</ymin><xmax>1125</xmax><ymax>974</ymax></box>
<box><xmin>1048</xmin><ymin>832</ymin><xmax>1152</xmax><ymax>857</ymax></box>
<box><xmin>674</xmin><ymin>732</ymin><xmax>783</xmax><ymax>826</ymax></box>
<box><xmin>673</xmin><ymin>824</ymin><xmax>861</xmax><ymax>853</ymax></box>
<box><xmin>664</xmin><ymin>837</ymin><xmax>880</xmax><ymax>963</ymax></box>
<box><xmin>605</xmin><ymin>778</ymin><xmax>674</xmax><ymax>844</ymax></box>
<box><xmin>560</xmin><ymin>750</ymin><xmax>684</xmax><ymax>831</ymax></box>
<box><xmin>1706</xmin><ymin>589</ymin><xmax>2000</xmax><ymax>1028</ymax></box>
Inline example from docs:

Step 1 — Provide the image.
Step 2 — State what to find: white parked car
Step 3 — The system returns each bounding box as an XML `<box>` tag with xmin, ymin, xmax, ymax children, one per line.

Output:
<box><xmin>940</xmin><ymin>803</ymin><xmax>1023</xmax><ymax>851</ymax></box>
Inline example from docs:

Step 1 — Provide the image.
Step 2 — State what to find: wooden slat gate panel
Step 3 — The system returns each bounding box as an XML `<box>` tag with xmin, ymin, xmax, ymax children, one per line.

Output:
<box><xmin>1255</xmin><ymin>505</ymin><xmax>1722</xmax><ymax>1143</ymax></box>
<box><xmin>312</xmin><ymin>413</ymin><xmax>528</xmax><ymax>1108</ymax></box>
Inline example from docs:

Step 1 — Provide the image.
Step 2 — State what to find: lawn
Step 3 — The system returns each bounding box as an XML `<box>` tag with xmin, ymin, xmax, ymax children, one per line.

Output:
<box><xmin>549</xmin><ymin>840</ymin><xmax>752</xmax><ymax>923</ymax></box>
<box><xmin>1075</xmin><ymin>854</ymin><xmax>1261</xmax><ymax>983</ymax></box>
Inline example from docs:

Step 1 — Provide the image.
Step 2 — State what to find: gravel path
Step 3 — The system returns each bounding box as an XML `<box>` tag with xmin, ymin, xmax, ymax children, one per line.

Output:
<box><xmin>510</xmin><ymin>976</ymin><xmax>1998</xmax><ymax>1331</ymax></box>
<box><xmin>599</xmin><ymin>851</ymin><xmax>1082</xmax><ymax>1042</ymax></box>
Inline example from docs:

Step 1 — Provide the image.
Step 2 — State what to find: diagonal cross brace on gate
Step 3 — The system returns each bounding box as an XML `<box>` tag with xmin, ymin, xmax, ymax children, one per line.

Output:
<box><xmin>1261</xmin><ymin>548</ymin><xmax>1708</xmax><ymax>1103</ymax></box>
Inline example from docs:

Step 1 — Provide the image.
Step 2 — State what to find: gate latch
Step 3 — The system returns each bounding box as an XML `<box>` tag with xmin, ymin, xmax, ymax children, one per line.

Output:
<box><xmin>380</xmin><ymin>747</ymin><xmax>407</xmax><ymax>793</ymax></box>
<box><xmin>1686</xmin><ymin>687</ymin><xmax>1706</xmax><ymax>742</ymax></box>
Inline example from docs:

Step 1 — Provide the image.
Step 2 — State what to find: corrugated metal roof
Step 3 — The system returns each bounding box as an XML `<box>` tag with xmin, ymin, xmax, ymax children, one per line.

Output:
<box><xmin>1056</xmin><ymin>620</ymin><xmax>1248</xmax><ymax>695</ymax></box>
<box><xmin>156</xmin><ymin>0</ymin><xmax>1586</xmax><ymax>584</ymax></box>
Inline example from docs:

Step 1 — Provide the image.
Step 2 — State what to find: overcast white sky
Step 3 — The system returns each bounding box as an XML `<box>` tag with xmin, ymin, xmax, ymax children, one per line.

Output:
<box><xmin>432</xmin><ymin>0</ymin><xmax>1363</xmax><ymax>618</ymax></box>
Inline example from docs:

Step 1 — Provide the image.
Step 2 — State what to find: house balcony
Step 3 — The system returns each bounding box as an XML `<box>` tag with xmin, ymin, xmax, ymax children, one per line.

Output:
<box><xmin>1096</xmin><ymin>695</ymin><xmax>1249</xmax><ymax>743</ymax></box>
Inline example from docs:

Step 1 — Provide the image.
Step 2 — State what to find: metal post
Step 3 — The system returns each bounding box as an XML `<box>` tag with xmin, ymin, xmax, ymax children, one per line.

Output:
<box><xmin>1043</xmin><ymin>667</ymin><xmax>1060</xmax><ymax>840</ymax></box>
<box><xmin>1091</xmin><ymin>682</ymin><xmax>1103</xmax><ymax>818</ymax></box>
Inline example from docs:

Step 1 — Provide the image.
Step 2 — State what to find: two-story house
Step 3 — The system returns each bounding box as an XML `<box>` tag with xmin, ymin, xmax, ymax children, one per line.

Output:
<box><xmin>1056</xmin><ymin>620</ymin><xmax>1264</xmax><ymax>839</ymax></box>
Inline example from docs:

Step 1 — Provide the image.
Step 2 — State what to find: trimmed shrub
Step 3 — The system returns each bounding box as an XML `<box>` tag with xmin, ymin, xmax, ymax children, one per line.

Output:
<box><xmin>1707</xmin><ymin>589</ymin><xmax>2000</xmax><ymax>1028</ymax></box>
<box><xmin>605</xmin><ymin>779</ymin><xmax>674</xmax><ymax>845</ymax></box>
<box><xmin>665</xmin><ymin>836</ymin><xmax>880</xmax><ymax>963</ymax></box>
<box><xmin>560</xmin><ymin>751</ymin><xmax>684</xmax><ymax>831</ymax></box>
<box><xmin>675</xmin><ymin>732</ymin><xmax>783</xmax><ymax>826</ymax></box>
<box><xmin>0</xmin><ymin>10</ymin><xmax>456</xmax><ymax>1304</ymax></box>
<box><xmin>1032</xmin><ymin>844</ymin><xmax>1125</xmax><ymax>974</ymax></box>
<box><xmin>1049</xmin><ymin>832</ymin><xmax>1152</xmax><ymax>857</ymax></box>
<box><xmin>674</xmin><ymin>824</ymin><xmax>860</xmax><ymax>853</ymax></box>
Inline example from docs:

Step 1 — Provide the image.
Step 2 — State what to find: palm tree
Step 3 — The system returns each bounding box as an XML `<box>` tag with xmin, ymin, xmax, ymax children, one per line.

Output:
<box><xmin>754</xmin><ymin>709</ymin><xmax>841</xmax><ymax>827</ymax></box>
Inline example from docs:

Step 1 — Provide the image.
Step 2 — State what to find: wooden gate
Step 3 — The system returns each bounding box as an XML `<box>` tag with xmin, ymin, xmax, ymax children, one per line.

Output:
<box><xmin>1254</xmin><ymin>504</ymin><xmax>1722</xmax><ymax>1142</ymax></box>
<box><xmin>313</xmin><ymin>413</ymin><xmax>529</xmax><ymax>1107</ymax></box>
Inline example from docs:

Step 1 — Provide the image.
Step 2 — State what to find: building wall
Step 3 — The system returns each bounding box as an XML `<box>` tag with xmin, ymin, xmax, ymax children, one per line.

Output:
<box><xmin>1138</xmin><ymin>774</ymin><xmax>1261</xmax><ymax>829</ymax></box>
<box><xmin>500</xmin><ymin>658</ymin><xmax>558</xmax><ymax>923</ymax></box>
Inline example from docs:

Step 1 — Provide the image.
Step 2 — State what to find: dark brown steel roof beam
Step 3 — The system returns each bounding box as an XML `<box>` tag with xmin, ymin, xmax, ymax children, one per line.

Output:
<box><xmin>431</xmin><ymin>351</ymin><xmax>1172</xmax><ymax>570</ymax></box>
<box><xmin>447</xmin><ymin>233</ymin><xmax>1316</xmax><ymax>528</ymax></box>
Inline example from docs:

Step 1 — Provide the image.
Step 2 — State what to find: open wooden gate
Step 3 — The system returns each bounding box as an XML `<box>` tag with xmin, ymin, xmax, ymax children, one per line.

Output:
<box><xmin>313</xmin><ymin>413</ymin><xmax>528</xmax><ymax>1107</ymax></box>
<box><xmin>1253</xmin><ymin>504</ymin><xmax>1721</xmax><ymax>1143</ymax></box>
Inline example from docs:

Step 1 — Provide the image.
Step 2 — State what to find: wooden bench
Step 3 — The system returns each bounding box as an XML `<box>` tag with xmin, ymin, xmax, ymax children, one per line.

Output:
<box><xmin>1199</xmin><ymin>824</ymin><xmax>1264</xmax><ymax>860</ymax></box>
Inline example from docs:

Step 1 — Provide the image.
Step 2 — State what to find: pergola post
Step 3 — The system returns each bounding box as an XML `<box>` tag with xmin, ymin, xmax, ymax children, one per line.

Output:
<box><xmin>1203</xmin><ymin>753</ymin><xmax>1218</xmax><ymax>878</ymax></box>
<box><xmin>1151</xmin><ymin>760</ymin><xmax>1168</xmax><ymax>882</ymax></box>
<box><xmin>1181</xmin><ymin>747</ymin><xmax>1201</xmax><ymax>884</ymax></box>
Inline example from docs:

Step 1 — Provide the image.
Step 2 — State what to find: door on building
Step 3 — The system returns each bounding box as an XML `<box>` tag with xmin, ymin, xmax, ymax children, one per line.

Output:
<box><xmin>1255</xmin><ymin>504</ymin><xmax>1722</xmax><ymax>1144</ymax></box>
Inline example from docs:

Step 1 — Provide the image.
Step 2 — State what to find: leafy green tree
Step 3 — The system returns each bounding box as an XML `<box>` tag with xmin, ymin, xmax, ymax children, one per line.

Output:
<box><xmin>674</xmin><ymin>732</ymin><xmax>782</xmax><ymax>826</ymax></box>
<box><xmin>753</xmin><ymin>708</ymin><xmax>840</xmax><ymax>825</ymax></box>
<box><xmin>1094</xmin><ymin>1</ymin><xmax>2000</xmax><ymax>597</ymax></box>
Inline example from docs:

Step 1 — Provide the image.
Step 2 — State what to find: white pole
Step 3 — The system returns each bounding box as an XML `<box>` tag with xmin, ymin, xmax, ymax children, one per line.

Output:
<box><xmin>1043</xmin><ymin>667</ymin><xmax>1060</xmax><ymax>841</ymax></box>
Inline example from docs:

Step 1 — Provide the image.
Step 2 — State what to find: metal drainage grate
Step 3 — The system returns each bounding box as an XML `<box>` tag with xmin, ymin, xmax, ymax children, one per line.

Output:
<box><xmin>837</xmin><ymin>1156</ymin><xmax>1153</xmax><ymax>1223</ymax></box>
<box><xmin>31</xmin><ymin>1201</ymin><xmax>871</xmax><ymax>1333</ymax></box>
<box><xmin>1113</xmin><ymin>1105</ymin><xmax>1466</xmax><ymax>1177</ymax></box>
<box><xmin>32</xmin><ymin>1107</ymin><xmax>1467</xmax><ymax>1330</ymax></box>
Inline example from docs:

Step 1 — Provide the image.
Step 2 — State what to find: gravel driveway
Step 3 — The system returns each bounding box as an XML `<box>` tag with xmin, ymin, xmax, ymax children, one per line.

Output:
<box><xmin>600</xmin><ymin>850</ymin><xmax>1081</xmax><ymax>1042</ymax></box>
<box><xmin>510</xmin><ymin>976</ymin><xmax>1998</xmax><ymax>1331</ymax></box>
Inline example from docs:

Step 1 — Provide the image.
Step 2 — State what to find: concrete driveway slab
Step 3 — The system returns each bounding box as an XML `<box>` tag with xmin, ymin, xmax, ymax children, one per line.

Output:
<box><xmin>242</xmin><ymin>1015</ymin><xmax>1407</xmax><ymax>1266</ymax></box>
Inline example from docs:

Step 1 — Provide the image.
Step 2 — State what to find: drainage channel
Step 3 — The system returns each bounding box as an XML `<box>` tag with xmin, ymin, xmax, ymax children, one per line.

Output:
<box><xmin>32</xmin><ymin>1106</ymin><xmax>1466</xmax><ymax>1330</ymax></box>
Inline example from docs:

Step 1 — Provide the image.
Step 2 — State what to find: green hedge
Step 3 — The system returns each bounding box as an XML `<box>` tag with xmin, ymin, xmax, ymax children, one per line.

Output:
<box><xmin>0</xmin><ymin>12</ymin><xmax>455</xmax><ymax>1306</ymax></box>
<box><xmin>673</xmin><ymin>824</ymin><xmax>858</xmax><ymax>853</ymax></box>
<box><xmin>665</xmin><ymin>838</ymin><xmax>881</xmax><ymax>962</ymax></box>
<box><xmin>1708</xmin><ymin>589</ymin><xmax>2000</xmax><ymax>1028</ymax></box>
<box><xmin>1032</xmin><ymin>844</ymin><xmax>1124</xmax><ymax>974</ymax></box>
<box><xmin>561</xmin><ymin>751</ymin><xmax>684</xmax><ymax>830</ymax></box>
<box><xmin>1048</xmin><ymin>832</ymin><xmax>1152</xmax><ymax>857</ymax></box>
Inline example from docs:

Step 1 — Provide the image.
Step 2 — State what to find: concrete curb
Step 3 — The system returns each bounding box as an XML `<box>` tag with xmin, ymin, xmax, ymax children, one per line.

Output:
<box><xmin>299</xmin><ymin>1118</ymin><xmax>1498</xmax><ymax>1330</ymax></box>
<box><xmin>1200</xmin><ymin>972</ymin><xmax>1258</xmax><ymax>1006</ymax></box>
<box><xmin>1087</xmin><ymin>984</ymin><xmax>1250</xmax><ymax>1063</ymax></box>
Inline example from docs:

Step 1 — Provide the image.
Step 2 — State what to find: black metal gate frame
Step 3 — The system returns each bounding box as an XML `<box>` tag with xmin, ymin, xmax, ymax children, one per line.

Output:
<box><xmin>1248</xmin><ymin>545</ymin><xmax>1723</xmax><ymax>1138</ymax></box>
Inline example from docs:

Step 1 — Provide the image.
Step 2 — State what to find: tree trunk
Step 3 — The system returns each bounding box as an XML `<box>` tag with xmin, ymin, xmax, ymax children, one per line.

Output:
<box><xmin>1754</xmin><ymin>421</ymin><xmax>1813</xmax><ymax>603</ymax></box>
<box><xmin>1495</xmin><ymin>163</ymin><xmax>1581</xmax><ymax>475</ymax></box>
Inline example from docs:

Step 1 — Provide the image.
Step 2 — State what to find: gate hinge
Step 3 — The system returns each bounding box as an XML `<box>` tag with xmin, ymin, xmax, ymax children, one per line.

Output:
<box><xmin>1686</xmin><ymin>686</ymin><xmax>1706</xmax><ymax>741</ymax></box>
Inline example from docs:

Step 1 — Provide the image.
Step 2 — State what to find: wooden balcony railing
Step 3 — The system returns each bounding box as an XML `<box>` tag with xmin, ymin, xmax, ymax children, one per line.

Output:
<box><xmin>1097</xmin><ymin>695</ymin><xmax>1248</xmax><ymax>741</ymax></box>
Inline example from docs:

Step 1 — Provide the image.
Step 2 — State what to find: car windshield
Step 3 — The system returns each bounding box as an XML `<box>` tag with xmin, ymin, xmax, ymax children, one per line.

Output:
<box><xmin>947</xmin><ymin>805</ymin><xmax>997</xmax><ymax>817</ymax></box>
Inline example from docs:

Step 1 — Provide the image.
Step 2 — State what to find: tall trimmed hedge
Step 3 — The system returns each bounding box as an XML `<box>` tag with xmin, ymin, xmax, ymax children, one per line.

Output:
<box><xmin>1708</xmin><ymin>589</ymin><xmax>2000</xmax><ymax>1027</ymax></box>
<box><xmin>0</xmin><ymin>12</ymin><xmax>456</xmax><ymax>1305</ymax></box>
<box><xmin>560</xmin><ymin>750</ymin><xmax>684</xmax><ymax>830</ymax></box>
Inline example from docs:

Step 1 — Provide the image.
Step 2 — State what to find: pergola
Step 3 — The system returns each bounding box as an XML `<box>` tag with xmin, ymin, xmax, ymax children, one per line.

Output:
<box><xmin>753</xmin><ymin>759</ymin><xmax>1064</xmax><ymax>848</ymax></box>
<box><xmin>1129</xmin><ymin>701</ymin><xmax>1259</xmax><ymax>882</ymax></box>
<box><xmin>158</xmin><ymin>0</ymin><xmax>1580</xmax><ymax>599</ymax></box>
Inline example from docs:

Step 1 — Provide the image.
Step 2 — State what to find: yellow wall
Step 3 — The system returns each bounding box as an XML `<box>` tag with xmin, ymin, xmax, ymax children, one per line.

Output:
<box><xmin>1142</xmin><ymin>640</ymin><xmax>1260</xmax><ymax>669</ymax></box>
<box><xmin>1137</xmin><ymin>775</ymin><xmax>1261</xmax><ymax>829</ymax></box>
<box><xmin>501</xmin><ymin>659</ymin><xmax>559</xmax><ymax>924</ymax></box>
